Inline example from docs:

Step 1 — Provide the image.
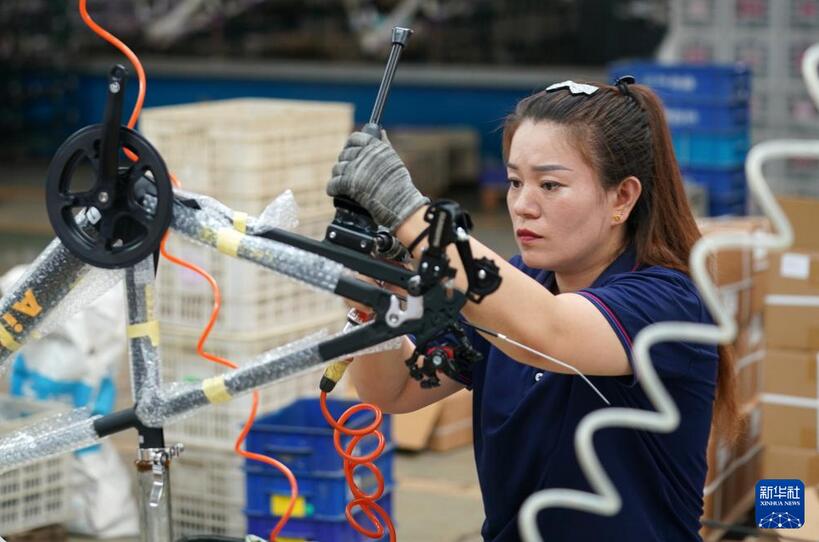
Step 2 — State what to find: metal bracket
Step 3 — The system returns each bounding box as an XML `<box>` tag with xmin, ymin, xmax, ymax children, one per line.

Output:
<box><xmin>137</xmin><ymin>444</ymin><xmax>184</xmax><ymax>508</ymax></box>
<box><xmin>385</xmin><ymin>293</ymin><xmax>423</xmax><ymax>328</ymax></box>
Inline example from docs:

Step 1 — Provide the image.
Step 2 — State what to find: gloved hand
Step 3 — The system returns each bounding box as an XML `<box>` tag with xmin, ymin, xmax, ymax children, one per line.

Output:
<box><xmin>327</xmin><ymin>131</ymin><xmax>429</xmax><ymax>232</ymax></box>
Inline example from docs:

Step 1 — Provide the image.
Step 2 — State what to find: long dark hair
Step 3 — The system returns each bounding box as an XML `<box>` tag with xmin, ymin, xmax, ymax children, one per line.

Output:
<box><xmin>502</xmin><ymin>82</ymin><xmax>738</xmax><ymax>438</ymax></box>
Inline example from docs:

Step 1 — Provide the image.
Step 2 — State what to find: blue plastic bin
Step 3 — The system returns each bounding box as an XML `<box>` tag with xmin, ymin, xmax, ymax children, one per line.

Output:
<box><xmin>246</xmin><ymin>452</ymin><xmax>394</xmax><ymax>517</ymax></box>
<box><xmin>709</xmin><ymin>193</ymin><xmax>747</xmax><ymax>217</ymax></box>
<box><xmin>681</xmin><ymin>168</ymin><xmax>746</xmax><ymax>197</ymax></box>
<box><xmin>672</xmin><ymin>130</ymin><xmax>750</xmax><ymax>169</ymax></box>
<box><xmin>245</xmin><ymin>398</ymin><xmax>392</xmax><ymax>475</ymax></box>
<box><xmin>663</xmin><ymin>102</ymin><xmax>749</xmax><ymax>132</ymax></box>
<box><xmin>246</xmin><ymin>492</ymin><xmax>393</xmax><ymax>542</ymax></box>
<box><xmin>608</xmin><ymin>62</ymin><xmax>751</xmax><ymax>104</ymax></box>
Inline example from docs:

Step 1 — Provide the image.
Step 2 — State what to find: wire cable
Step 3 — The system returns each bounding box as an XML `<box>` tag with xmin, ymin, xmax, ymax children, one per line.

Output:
<box><xmin>518</xmin><ymin>41</ymin><xmax>819</xmax><ymax>542</ymax></box>
<box><xmin>464</xmin><ymin>322</ymin><xmax>610</xmax><ymax>405</ymax></box>
<box><xmin>77</xmin><ymin>2</ymin><xmax>299</xmax><ymax>539</ymax></box>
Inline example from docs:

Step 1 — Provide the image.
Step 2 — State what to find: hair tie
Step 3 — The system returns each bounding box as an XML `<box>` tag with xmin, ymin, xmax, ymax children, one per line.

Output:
<box><xmin>615</xmin><ymin>75</ymin><xmax>636</xmax><ymax>98</ymax></box>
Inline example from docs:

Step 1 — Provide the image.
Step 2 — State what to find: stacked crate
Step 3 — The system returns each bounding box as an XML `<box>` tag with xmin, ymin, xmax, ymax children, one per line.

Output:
<box><xmin>0</xmin><ymin>396</ymin><xmax>72</xmax><ymax>538</ymax></box>
<box><xmin>139</xmin><ymin>98</ymin><xmax>353</xmax><ymax>537</ymax></box>
<box><xmin>610</xmin><ymin>63</ymin><xmax>752</xmax><ymax>217</ymax></box>
<box><xmin>697</xmin><ymin>217</ymin><xmax>770</xmax><ymax>530</ymax></box>
<box><xmin>244</xmin><ymin>398</ymin><xmax>393</xmax><ymax>542</ymax></box>
<box><xmin>760</xmin><ymin>197</ymin><xmax>819</xmax><ymax>487</ymax></box>
<box><xmin>662</xmin><ymin>0</ymin><xmax>819</xmax><ymax>198</ymax></box>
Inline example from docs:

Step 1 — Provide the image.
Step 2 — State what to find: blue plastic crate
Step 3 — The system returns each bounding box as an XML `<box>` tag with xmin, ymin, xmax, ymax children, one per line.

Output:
<box><xmin>663</xmin><ymin>102</ymin><xmax>750</xmax><ymax>131</ymax></box>
<box><xmin>681</xmin><ymin>168</ymin><xmax>746</xmax><ymax>197</ymax></box>
<box><xmin>246</xmin><ymin>492</ymin><xmax>393</xmax><ymax>542</ymax></box>
<box><xmin>672</xmin><ymin>130</ymin><xmax>750</xmax><ymax>169</ymax></box>
<box><xmin>709</xmin><ymin>193</ymin><xmax>747</xmax><ymax>217</ymax></box>
<box><xmin>246</xmin><ymin>452</ymin><xmax>394</xmax><ymax>517</ymax></box>
<box><xmin>608</xmin><ymin>62</ymin><xmax>751</xmax><ymax>104</ymax></box>
<box><xmin>245</xmin><ymin>398</ymin><xmax>392</xmax><ymax>475</ymax></box>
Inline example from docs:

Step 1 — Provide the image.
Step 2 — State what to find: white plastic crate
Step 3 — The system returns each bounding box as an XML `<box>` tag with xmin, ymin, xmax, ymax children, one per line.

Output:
<box><xmin>159</xmin><ymin>315</ymin><xmax>346</xmax><ymax>450</ymax></box>
<box><xmin>158</xmin><ymin>212</ymin><xmax>345</xmax><ymax>332</ymax></box>
<box><xmin>171</xmin><ymin>490</ymin><xmax>245</xmax><ymax>538</ymax></box>
<box><xmin>139</xmin><ymin>98</ymin><xmax>352</xmax><ymax>217</ymax></box>
<box><xmin>171</xmin><ymin>447</ymin><xmax>245</xmax><ymax>506</ymax></box>
<box><xmin>201</xmin><ymin>165</ymin><xmax>336</xmax><ymax>216</ymax></box>
<box><xmin>0</xmin><ymin>396</ymin><xmax>71</xmax><ymax>536</ymax></box>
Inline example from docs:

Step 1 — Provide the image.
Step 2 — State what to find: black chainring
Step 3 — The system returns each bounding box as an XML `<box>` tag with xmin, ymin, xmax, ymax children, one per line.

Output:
<box><xmin>45</xmin><ymin>124</ymin><xmax>173</xmax><ymax>269</ymax></box>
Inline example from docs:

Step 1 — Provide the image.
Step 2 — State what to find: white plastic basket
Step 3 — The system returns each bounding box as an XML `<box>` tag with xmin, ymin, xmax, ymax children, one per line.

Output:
<box><xmin>139</xmin><ymin>98</ymin><xmax>352</xmax><ymax>217</ymax></box>
<box><xmin>159</xmin><ymin>315</ymin><xmax>345</xmax><ymax>450</ymax></box>
<box><xmin>171</xmin><ymin>489</ymin><xmax>246</xmax><ymax>538</ymax></box>
<box><xmin>171</xmin><ymin>447</ymin><xmax>245</xmax><ymax>506</ymax></box>
<box><xmin>157</xmin><ymin>212</ymin><xmax>345</xmax><ymax>332</ymax></box>
<box><xmin>0</xmin><ymin>395</ymin><xmax>72</xmax><ymax>536</ymax></box>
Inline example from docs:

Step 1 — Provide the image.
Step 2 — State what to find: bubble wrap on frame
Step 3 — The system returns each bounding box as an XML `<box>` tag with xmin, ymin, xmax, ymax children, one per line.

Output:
<box><xmin>125</xmin><ymin>258</ymin><xmax>162</xmax><ymax>402</ymax></box>
<box><xmin>135</xmin><ymin>320</ymin><xmax>406</xmax><ymax>428</ymax></box>
<box><xmin>336</xmin><ymin>320</ymin><xmax>403</xmax><ymax>358</ymax></box>
<box><xmin>36</xmin><ymin>266</ymin><xmax>124</xmax><ymax>338</ymax></box>
<box><xmin>135</xmin><ymin>331</ymin><xmax>329</xmax><ymax>427</ymax></box>
<box><xmin>0</xmin><ymin>407</ymin><xmax>100</xmax><ymax>473</ymax></box>
<box><xmin>163</xmin><ymin>195</ymin><xmax>343</xmax><ymax>293</ymax></box>
<box><xmin>0</xmin><ymin>238</ymin><xmax>90</xmax><ymax>376</ymax></box>
<box><xmin>172</xmin><ymin>188</ymin><xmax>300</xmax><ymax>235</ymax></box>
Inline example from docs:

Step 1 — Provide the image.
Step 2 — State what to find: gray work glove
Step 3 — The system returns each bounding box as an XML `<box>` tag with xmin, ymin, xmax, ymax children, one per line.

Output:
<box><xmin>327</xmin><ymin>131</ymin><xmax>429</xmax><ymax>232</ymax></box>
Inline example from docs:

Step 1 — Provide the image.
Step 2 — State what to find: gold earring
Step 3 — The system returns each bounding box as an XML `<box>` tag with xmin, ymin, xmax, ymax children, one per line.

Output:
<box><xmin>613</xmin><ymin>214</ymin><xmax>622</xmax><ymax>222</ymax></box>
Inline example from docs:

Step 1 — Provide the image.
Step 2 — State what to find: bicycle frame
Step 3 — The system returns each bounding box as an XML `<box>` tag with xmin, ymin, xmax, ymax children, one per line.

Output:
<box><xmin>0</xmin><ymin>184</ymin><xmax>488</xmax><ymax>541</ymax></box>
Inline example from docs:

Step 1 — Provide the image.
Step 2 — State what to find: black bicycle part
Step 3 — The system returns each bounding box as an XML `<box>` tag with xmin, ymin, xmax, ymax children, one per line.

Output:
<box><xmin>45</xmin><ymin>65</ymin><xmax>173</xmax><ymax>269</ymax></box>
<box><xmin>327</xmin><ymin>27</ymin><xmax>413</xmax><ymax>258</ymax></box>
<box><xmin>362</xmin><ymin>26</ymin><xmax>413</xmax><ymax>138</ymax></box>
<box><xmin>415</xmin><ymin>200</ymin><xmax>502</xmax><ymax>302</ymax></box>
<box><xmin>405</xmin><ymin>322</ymin><xmax>484</xmax><ymax>388</ymax></box>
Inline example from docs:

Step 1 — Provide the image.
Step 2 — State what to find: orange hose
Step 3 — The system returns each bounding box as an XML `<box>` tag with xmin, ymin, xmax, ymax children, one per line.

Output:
<box><xmin>160</xmin><ymin>237</ymin><xmax>298</xmax><ymax>540</ymax></box>
<box><xmin>78</xmin><ymin>2</ymin><xmax>298</xmax><ymax>539</ymax></box>
<box><xmin>320</xmin><ymin>391</ymin><xmax>396</xmax><ymax>541</ymax></box>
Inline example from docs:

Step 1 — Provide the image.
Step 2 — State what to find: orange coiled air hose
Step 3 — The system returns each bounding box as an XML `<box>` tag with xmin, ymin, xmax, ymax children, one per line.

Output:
<box><xmin>320</xmin><ymin>391</ymin><xmax>396</xmax><ymax>541</ymax></box>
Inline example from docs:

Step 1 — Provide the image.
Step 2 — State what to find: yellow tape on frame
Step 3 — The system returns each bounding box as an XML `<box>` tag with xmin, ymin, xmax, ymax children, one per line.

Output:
<box><xmin>233</xmin><ymin>212</ymin><xmax>248</xmax><ymax>234</ymax></box>
<box><xmin>216</xmin><ymin>228</ymin><xmax>243</xmax><ymax>257</ymax></box>
<box><xmin>202</xmin><ymin>376</ymin><xmax>232</xmax><ymax>404</ymax></box>
<box><xmin>127</xmin><ymin>320</ymin><xmax>161</xmax><ymax>347</ymax></box>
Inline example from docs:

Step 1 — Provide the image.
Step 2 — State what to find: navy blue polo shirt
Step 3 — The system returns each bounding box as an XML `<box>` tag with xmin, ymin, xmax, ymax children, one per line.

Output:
<box><xmin>465</xmin><ymin>246</ymin><xmax>718</xmax><ymax>541</ymax></box>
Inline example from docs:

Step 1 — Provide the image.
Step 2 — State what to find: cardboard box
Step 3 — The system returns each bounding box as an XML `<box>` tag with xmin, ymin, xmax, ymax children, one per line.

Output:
<box><xmin>761</xmin><ymin>401</ymin><xmax>817</xmax><ymax>450</ymax></box>
<box><xmin>720</xmin><ymin>282</ymin><xmax>754</xmax><ymax>327</ymax></box>
<box><xmin>428</xmin><ymin>390</ymin><xmax>473</xmax><ymax>451</ymax></box>
<box><xmin>750</xmin><ymin>267</ymin><xmax>768</xmax><ymax>317</ymax></box>
<box><xmin>763</xmin><ymin>445</ymin><xmax>819</xmax><ymax>486</ymax></box>
<box><xmin>720</xmin><ymin>446</ymin><xmax>762</xmax><ymax>523</ymax></box>
<box><xmin>736</xmin><ymin>349</ymin><xmax>763</xmax><ymax>406</ymax></box>
<box><xmin>763</xmin><ymin>348</ymin><xmax>818</xmax><ymax>399</ymax></box>
<box><xmin>704</xmin><ymin>429</ymin><xmax>762</xmax><ymax>525</ymax></box>
<box><xmin>779</xmin><ymin>196</ymin><xmax>819</xmax><ymax>253</ymax></box>
<box><xmin>734</xmin><ymin>314</ymin><xmax>765</xmax><ymax>359</ymax></box>
<box><xmin>775</xmin><ymin>485</ymin><xmax>819</xmax><ymax>540</ymax></box>
<box><xmin>767</xmin><ymin>250</ymin><xmax>819</xmax><ymax>297</ymax></box>
<box><xmin>393</xmin><ymin>390</ymin><xmax>472</xmax><ymax>452</ymax></box>
<box><xmin>698</xmin><ymin>217</ymin><xmax>771</xmax><ymax>287</ymax></box>
<box><xmin>764</xmin><ymin>298</ymin><xmax>819</xmax><ymax>350</ymax></box>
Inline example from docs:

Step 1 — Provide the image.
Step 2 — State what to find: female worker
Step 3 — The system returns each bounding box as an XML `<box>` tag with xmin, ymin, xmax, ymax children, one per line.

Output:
<box><xmin>327</xmin><ymin>78</ymin><xmax>736</xmax><ymax>541</ymax></box>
